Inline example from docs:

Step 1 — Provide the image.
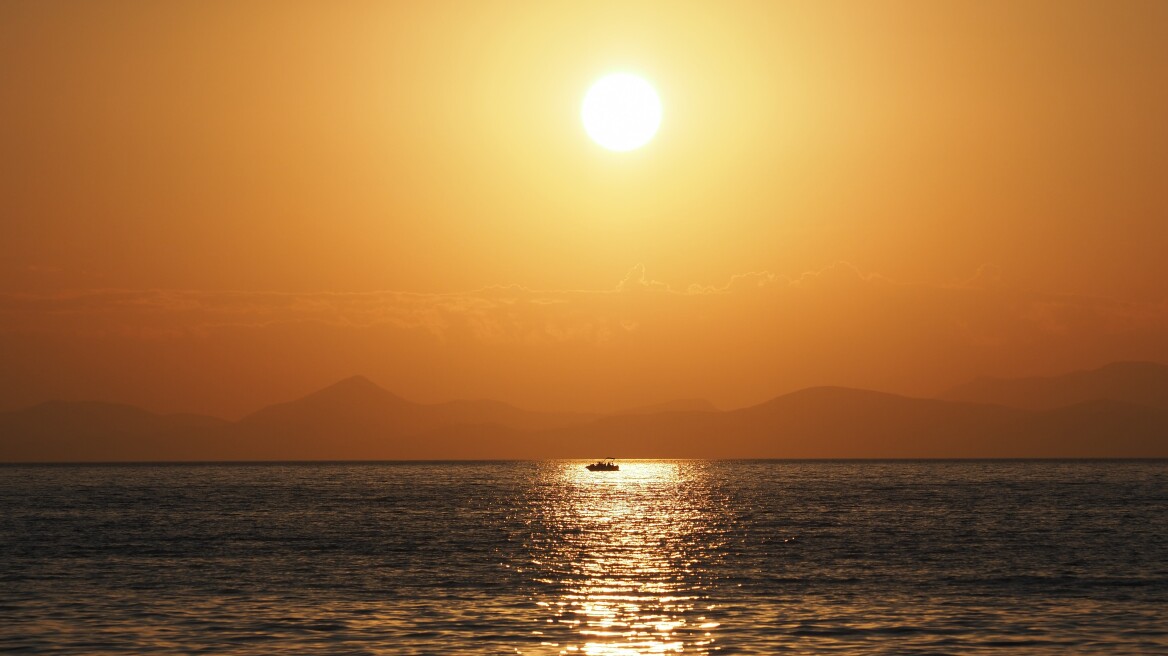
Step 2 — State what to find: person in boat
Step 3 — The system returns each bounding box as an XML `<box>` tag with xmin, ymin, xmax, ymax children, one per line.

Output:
<box><xmin>586</xmin><ymin>458</ymin><xmax>619</xmax><ymax>471</ymax></box>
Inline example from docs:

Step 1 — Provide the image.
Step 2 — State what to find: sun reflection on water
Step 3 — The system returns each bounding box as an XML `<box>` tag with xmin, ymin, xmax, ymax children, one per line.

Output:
<box><xmin>524</xmin><ymin>461</ymin><xmax>724</xmax><ymax>655</ymax></box>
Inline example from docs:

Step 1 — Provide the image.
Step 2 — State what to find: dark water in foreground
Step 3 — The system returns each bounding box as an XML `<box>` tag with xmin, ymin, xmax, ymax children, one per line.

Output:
<box><xmin>1</xmin><ymin>461</ymin><xmax>1166</xmax><ymax>654</ymax></box>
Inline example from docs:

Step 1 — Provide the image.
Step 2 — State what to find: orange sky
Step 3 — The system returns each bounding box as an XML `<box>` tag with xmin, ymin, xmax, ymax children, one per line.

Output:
<box><xmin>2</xmin><ymin>1</ymin><xmax>1167</xmax><ymax>417</ymax></box>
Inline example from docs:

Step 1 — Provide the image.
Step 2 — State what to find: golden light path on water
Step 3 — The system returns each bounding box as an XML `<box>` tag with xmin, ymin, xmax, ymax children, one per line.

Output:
<box><xmin>522</xmin><ymin>461</ymin><xmax>726</xmax><ymax>655</ymax></box>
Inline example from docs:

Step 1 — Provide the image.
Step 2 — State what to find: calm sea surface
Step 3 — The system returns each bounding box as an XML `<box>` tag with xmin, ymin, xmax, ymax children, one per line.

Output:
<box><xmin>1</xmin><ymin>460</ymin><xmax>1165</xmax><ymax>654</ymax></box>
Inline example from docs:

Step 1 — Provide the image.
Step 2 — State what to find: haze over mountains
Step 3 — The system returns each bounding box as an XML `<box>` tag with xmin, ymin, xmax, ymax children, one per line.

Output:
<box><xmin>2</xmin><ymin>362</ymin><xmax>1165</xmax><ymax>462</ymax></box>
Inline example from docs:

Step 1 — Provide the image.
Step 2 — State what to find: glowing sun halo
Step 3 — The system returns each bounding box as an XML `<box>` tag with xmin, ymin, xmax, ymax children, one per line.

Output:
<box><xmin>581</xmin><ymin>73</ymin><xmax>662</xmax><ymax>152</ymax></box>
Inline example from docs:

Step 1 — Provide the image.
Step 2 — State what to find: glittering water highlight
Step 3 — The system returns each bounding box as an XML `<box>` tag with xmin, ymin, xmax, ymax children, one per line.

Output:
<box><xmin>2</xmin><ymin>460</ymin><xmax>1165</xmax><ymax>654</ymax></box>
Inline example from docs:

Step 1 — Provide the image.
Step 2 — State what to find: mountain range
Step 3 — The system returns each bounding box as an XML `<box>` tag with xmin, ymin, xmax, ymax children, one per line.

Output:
<box><xmin>2</xmin><ymin>361</ymin><xmax>1166</xmax><ymax>461</ymax></box>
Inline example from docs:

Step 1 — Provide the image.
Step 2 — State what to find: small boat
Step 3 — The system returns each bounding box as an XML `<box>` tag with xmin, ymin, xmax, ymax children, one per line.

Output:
<box><xmin>586</xmin><ymin>458</ymin><xmax>619</xmax><ymax>472</ymax></box>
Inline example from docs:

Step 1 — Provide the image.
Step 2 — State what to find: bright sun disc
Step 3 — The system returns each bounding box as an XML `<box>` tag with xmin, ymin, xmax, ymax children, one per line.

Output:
<box><xmin>581</xmin><ymin>73</ymin><xmax>662</xmax><ymax>152</ymax></box>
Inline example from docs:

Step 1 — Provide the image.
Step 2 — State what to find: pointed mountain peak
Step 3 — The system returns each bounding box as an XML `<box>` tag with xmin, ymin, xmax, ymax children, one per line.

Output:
<box><xmin>306</xmin><ymin>374</ymin><xmax>400</xmax><ymax>401</ymax></box>
<box><xmin>323</xmin><ymin>374</ymin><xmax>382</xmax><ymax>392</ymax></box>
<box><xmin>266</xmin><ymin>375</ymin><xmax>406</xmax><ymax>412</ymax></box>
<box><xmin>237</xmin><ymin>375</ymin><xmax>412</xmax><ymax>425</ymax></box>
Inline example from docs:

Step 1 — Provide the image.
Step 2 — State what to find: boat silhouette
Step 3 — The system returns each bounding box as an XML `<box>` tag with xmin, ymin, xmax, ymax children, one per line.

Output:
<box><xmin>586</xmin><ymin>458</ymin><xmax>619</xmax><ymax>471</ymax></box>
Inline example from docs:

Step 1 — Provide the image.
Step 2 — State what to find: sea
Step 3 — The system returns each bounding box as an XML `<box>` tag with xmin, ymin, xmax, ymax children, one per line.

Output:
<box><xmin>1</xmin><ymin>460</ymin><xmax>1165</xmax><ymax>654</ymax></box>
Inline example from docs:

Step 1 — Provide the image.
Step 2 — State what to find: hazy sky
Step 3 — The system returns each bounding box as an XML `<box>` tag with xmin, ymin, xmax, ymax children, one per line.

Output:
<box><xmin>2</xmin><ymin>1</ymin><xmax>1166</xmax><ymax>416</ymax></box>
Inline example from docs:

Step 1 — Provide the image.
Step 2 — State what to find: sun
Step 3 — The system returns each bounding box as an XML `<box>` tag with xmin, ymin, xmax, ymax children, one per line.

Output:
<box><xmin>581</xmin><ymin>73</ymin><xmax>662</xmax><ymax>152</ymax></box>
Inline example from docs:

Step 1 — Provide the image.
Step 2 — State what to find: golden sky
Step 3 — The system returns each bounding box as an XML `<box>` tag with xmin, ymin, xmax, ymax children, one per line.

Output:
<box><xmin>2</xmin><ymin>1</ymin><xmax>1167</xmax><ymax>416</ymax></box>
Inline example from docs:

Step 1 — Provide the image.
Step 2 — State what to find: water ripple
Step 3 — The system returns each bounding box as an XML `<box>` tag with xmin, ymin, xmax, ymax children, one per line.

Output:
<box><xmin>1</xmin><ymin>460</ymin><xmax>1165</xmax><ymax>654</ymax></box>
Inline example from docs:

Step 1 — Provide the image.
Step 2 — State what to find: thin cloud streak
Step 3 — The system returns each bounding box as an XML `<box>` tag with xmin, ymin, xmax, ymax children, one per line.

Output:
<box><xmin>2</xmin><ymin>262</ymin><xmax>1162</xmax><ymax>336</ymax></box>
<box><xmin>1</xmin><ymin>263</ymin><xmax>1165</xmax><ymax>417</ymax></box>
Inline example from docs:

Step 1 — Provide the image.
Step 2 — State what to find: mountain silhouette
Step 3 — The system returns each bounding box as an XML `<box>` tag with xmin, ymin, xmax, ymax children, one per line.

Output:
<box><xmin>608</xmin><ymin>398</ymin><xmax>719</xmax><ymax>416</ymax></box>
<box><xmin>225</xmin><ymin>375</ymin><xmax>597</xmax><ymax>460</ymax></box>
<box><xmin>535</xmin><ymin>387</ymin><xmax>1028</xmax><ymax>459</ymax></box>
<box><xmin>941</xmin><ymin>361</ymin><xmax>1168</xmax><ymax>410</ymax></box>
<box><xmin>235</xmin><ymin>375</ymin><xmax>432</xmax><ymax>450</ymax></box>
<box><xmin>0</xmin><ymin>401</ymin><xmax>227</xmax><ymax>461</ymax></box>
<box><xmin>2</xmin><ymin>364</ymin><xmax>1166</xmax><ymax>461</ymax></box>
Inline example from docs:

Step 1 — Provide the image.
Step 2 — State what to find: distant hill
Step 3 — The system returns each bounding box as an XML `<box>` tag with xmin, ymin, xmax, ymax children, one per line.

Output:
<box><xmin>521</xmin><ymin>386</ymin><xmax>1166</xmax><ymax>459</ymax></box>
<box><xmin>2</xmin><ymin>367</ymin><xmax>1166</xmax><ymax>461</ymax></box>
<box><xmin>608</xmin><ymin>398</ymin><xmax>719</xmax><ymax>416</ymax></box>
<box><xmin>0</xmin><ymin>377</ymin><xmax>598</xmax><ymax>462</ymax></box>
<box><xmin>941</xmin><ymin>361</ymin><xmax>1168</xmax><ymax>411</ymax></box>
<box><xmin>222</xmin><ymin>375</ymin><xmax>598</xmax><ymax>460</ymax></box>
<box><xmin>240</xmin><ymin>375</ymin><xmax>596</xmax><ymax>432</ymax></box>
<box><xmin>0</xmin><ymin>401</ymin><xmax>228</xmax><ymax>461</ymax></box>
<box><xmin>1008</xmin><ymin>399</ymin><xmax>1168</xmax><ymax>457</ymax></box>
<box><xmin>538</xmin><ymin>387</ymin><xmax>1028</xmax><ymax>459</ymax></box>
